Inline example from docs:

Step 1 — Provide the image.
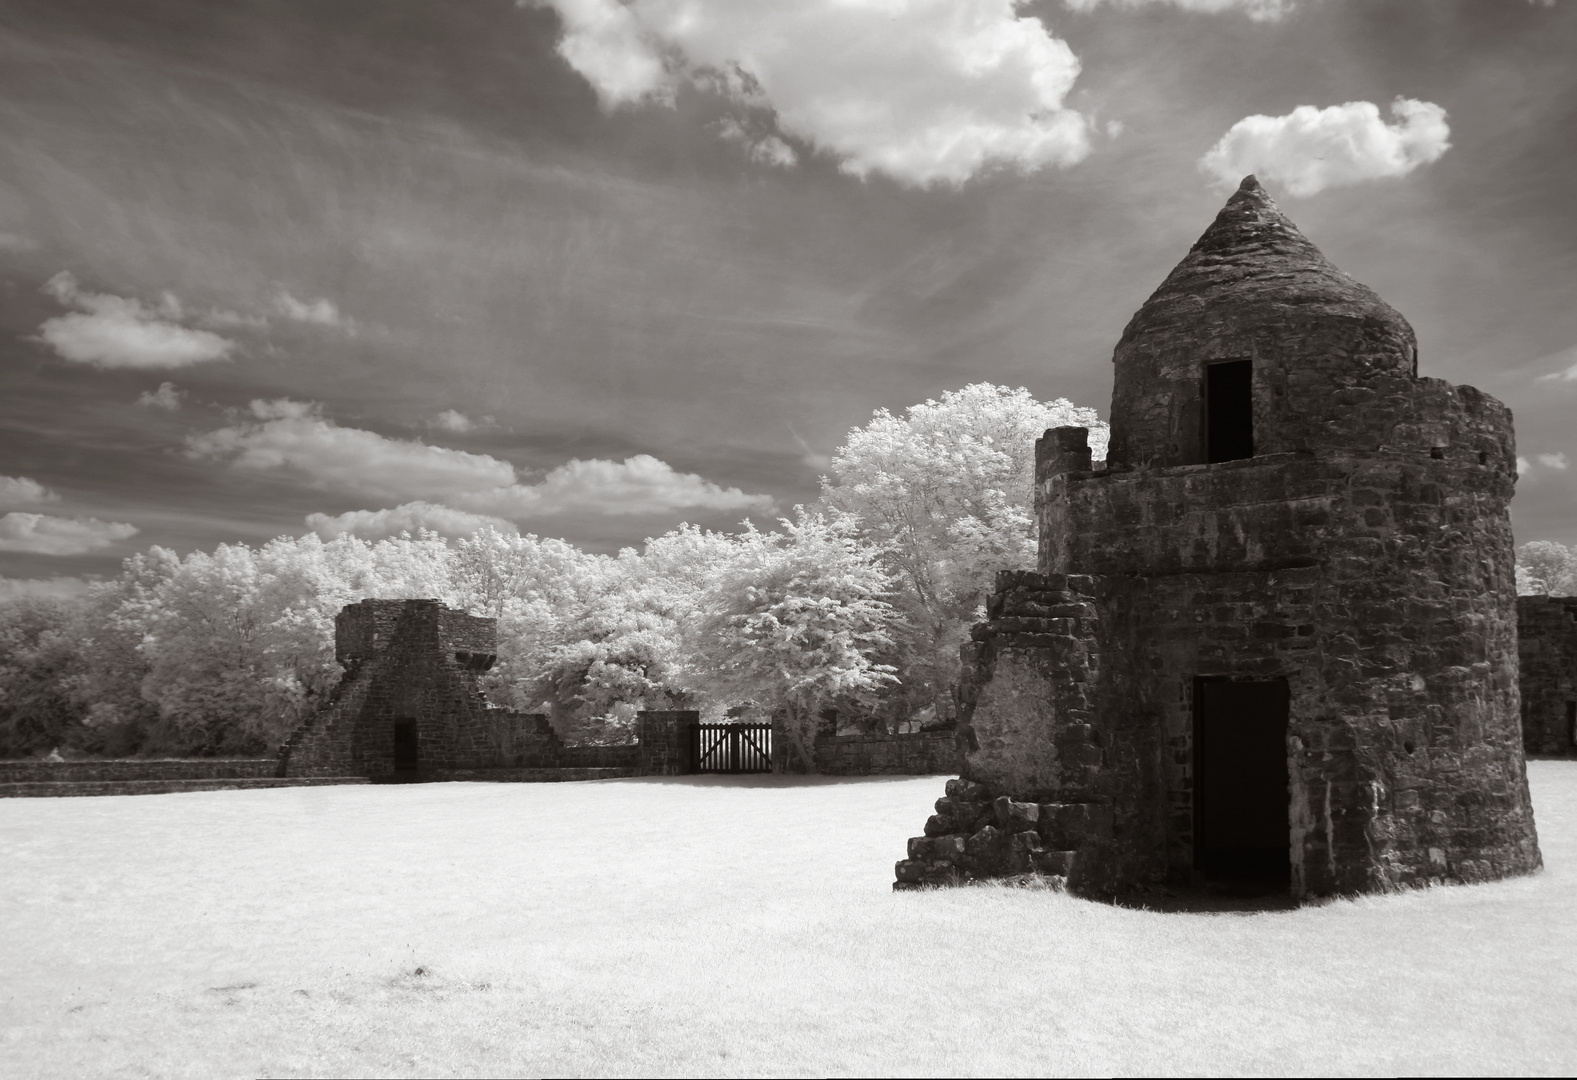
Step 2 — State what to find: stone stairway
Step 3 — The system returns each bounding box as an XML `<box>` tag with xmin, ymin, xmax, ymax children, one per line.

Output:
<box><xmin>893</xmin><ymin>778</ymin><xmax>1110</xmax><ymax>889</ymax></box>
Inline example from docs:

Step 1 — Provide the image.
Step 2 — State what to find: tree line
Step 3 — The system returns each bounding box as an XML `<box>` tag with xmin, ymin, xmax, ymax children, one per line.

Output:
<box><xmin>0</xmin><ymin>385</ymin><xmax>1106</xmax><ymax>760</ymax></box>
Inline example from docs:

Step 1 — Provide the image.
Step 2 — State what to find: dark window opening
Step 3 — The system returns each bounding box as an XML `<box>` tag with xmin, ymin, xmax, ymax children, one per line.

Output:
<box><xmin>393</xmin><ymin>718</ymin><xmax>419</xmax><ymax>773</ymax></box>
<box><xmin>1205</xmin><ymin>360</ymin><xmax>1254</xmax><ymax>463</ymax></box>
<box><xmin>1567</xmin><ymin>702</ymin><xmax>1576</xmax><ymax>748</ymax></box>
<box><xmin>1194</xmin><ymin>677</ymin><xmax>1290</xmax><ymax>889</ymax></box>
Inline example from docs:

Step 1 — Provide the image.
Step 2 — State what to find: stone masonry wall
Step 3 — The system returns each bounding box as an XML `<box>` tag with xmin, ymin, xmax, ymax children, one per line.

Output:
<box><xmin>0</xmin><ymin>758</ymin><xmax>278</xmax><ymax>784</ymax></box>
<box><xmin>1517</xmin><ymin>595</ymin><xmax>1577</xmax><ymax>755</ymax></box>
<box><xmin>813</xmin><ymin>730</ymin><xmax>962</xmax><ymax>776</ymax></box>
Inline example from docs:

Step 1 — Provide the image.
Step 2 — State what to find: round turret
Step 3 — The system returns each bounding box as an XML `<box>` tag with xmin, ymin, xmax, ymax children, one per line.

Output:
<box><xmin>1106</xmin><ymin>176</ymin><xmax>1419</xmax><ymax>470</ymax></box>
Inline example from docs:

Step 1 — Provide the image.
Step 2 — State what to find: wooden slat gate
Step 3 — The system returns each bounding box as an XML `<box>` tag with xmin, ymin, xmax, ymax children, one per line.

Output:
<box><xmin>692</xmin><ymin>722</ymin><xmax>773</xmax><ymax>773</ymax></box>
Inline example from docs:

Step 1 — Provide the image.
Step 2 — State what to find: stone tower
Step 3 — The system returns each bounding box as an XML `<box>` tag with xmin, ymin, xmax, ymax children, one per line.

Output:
<box><xmin>897</xmin><ymin>177</ymin><xmax>1542</xmax><ymax>898</ymax></box>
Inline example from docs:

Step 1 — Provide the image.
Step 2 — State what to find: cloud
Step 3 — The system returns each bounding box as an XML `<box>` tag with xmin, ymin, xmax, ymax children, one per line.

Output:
<box><xmin>1534</xmin><ymin>344</ymin><xmax>1577</xmax><ymax>381</ymax></box>
<box><xmin>186</xmin><ymin>399</ymin><xmax>517</xmax><ymax>501</ymax></box>
<box><xmin>0</xmin><ymin>575</ymin><xmax>92</xmax><ymax>601</ymax></box>
<box><xmin>537</xmin><ymin>0</ymin><xmax>1092</xmax><ymax>187</ymax></box>
<box><xmin>306</xmin><ymin>502</ymin><xmax>519</xmax><ymax>541</ymax></box>
<box><xmin>1198</xmin><ymin>98</ymin><xmax>1451</xmax><ymax>197</ymax></box>
<box><xmin>189</xmin><ymin>400</ymin><xmax>774</xmax><ymax>518</ymax></box>
<box><xmin>137</xmin><ymin>382</ymin><xmax>185</xmax><ymax>411</ymax></box>
<box><xmin>1538</xmin><ymin>452</ymin><xmax>1569</xmax><ymax>471</ymax></box>
<box><xmin>0</xmin><ymin>475</ymin><xmax>60</xmax><ymax>509</ymax></box>
<box><xmin>274</xmin><ymin>290</ymin><xmax>352</xmax><ymax>329</ymax></box>
<box><xmin>714</xmin><ymin>117</ymin><xmax>798</xmax><ymax>168</ymax></box>
<box><xmin>1063</xmin><ymin>0</ymin><xmax>1295</xmax><ymax>19</ymax></box>
<box><xmin>430</xmin><ymin>409</ymin><xmax>495</xmax><ymax>434</ymax></box>
<box><xmin>37</xmin><ymin>271</ymin><xmax>236</xmax><ymax>368</ymax></box>
<box><xmin>454</xmin><ymin>454</ymin><xmax>776</xmax><ymax>517</ymax></box>
<box><xmin>1518</xmin><ymin>456</ymin><xmax>1531</xmax><ymax>476</ymax></box>
<box><xmin>0</xmin><ymin>230</ymin><xmax>40</xmax><ymax>253</ymax></box>
<box><xmin>0</xmin><ymin>513</ymin><xmax>138</xmax><ymax>555</ymax></box>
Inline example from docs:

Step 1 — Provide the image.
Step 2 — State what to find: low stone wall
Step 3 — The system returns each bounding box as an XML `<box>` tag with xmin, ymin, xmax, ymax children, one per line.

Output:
<box><xmin>1</xmin><ymin>776</ymin><xmax>369</xmax><ymax>798</ymax></box>
<box><xmin>814</xmin><ymin>730</ymin><xmax>963</xmax><ymax>775</ymax></box>
<box><xmin>0</xmin><ymin>758</ymin><xmax>278</xmax><ymax>785</ymax></box>
<box><xmin>421</xmin><ymin>767</ymin><xmax>635</xmax><ymax>783</ymax></box>
<box><xmin>637</xmin><ymin>710</ymin><xmax>698</xmax><ymax>775</ymax></box>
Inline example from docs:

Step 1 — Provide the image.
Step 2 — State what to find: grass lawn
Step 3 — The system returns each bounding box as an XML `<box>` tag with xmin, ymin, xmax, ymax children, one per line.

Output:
<box><xmin>2</xmin><ymin>763</ymin><xmax>1574</xmax><ymax>1078</ymax></box>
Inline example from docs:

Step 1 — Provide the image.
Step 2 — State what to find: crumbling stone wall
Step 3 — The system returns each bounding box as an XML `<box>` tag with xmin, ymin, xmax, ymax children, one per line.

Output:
<box><xmin>1517</xmin><ymin>596</ymin><xmax>1577</xmax><ymax>755</ymax></box>
<box><xmin>898</xmin><ymin>177</ymin><xmax>1541</xmax><ymax>898</ymax></box>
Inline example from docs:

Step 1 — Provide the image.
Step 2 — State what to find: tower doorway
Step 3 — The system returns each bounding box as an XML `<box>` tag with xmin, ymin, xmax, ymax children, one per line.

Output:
<box><xmin>1194</xmin><ymin>678</ymin><xmax>1290</xmax><ymax>887</ymax></box>
<box><xmin>393</xmin><ymin>718</ymin><xmax>419</xmax><ymax>778</ymax></box>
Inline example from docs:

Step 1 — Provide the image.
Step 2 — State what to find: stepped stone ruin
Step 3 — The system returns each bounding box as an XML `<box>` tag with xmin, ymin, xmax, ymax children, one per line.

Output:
<box><xmin>280</xmin><ymin>598</ymin><xmax>641</xmax><ymax>781</ymax></box>
<box><xmin>896</xmin><ymin>176</ymin><xmax>1543</xmax><ymax>899</ymax></box>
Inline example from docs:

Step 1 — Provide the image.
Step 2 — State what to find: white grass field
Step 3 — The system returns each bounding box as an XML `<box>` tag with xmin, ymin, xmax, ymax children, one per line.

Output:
<box><xmin>3</xmin><ymin>763</ymin><xmax>1575</xmax><ymax>1079</ymax></box>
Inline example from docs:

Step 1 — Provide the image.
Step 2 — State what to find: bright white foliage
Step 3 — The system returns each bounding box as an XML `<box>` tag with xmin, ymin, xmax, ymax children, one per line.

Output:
<box><xmin>1516</xmin><ymin>541</ymin><xmax>1577</xmax><ymax>597</ymax></box>
<box><xmin>819</xmin><ymin>383</ymin><xmax>1106</xmax><ymax>711</ymax></box>
<box><xmin>693</xmin><ymin>509</ymin><xmax>898</xmax><ymax>764</ymax></box>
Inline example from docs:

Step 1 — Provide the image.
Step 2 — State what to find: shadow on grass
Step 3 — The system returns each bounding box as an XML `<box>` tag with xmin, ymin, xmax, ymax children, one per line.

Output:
<box><xmin>616</xmin><ymin>773</ymin><xmax>946</xmax><ymax>789</ymax></box>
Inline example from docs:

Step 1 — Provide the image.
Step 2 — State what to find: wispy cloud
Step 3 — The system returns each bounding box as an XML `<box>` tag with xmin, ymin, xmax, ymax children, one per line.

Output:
<box><xmin>136</xmin><ymin>382</ymin><xmax>185</xmax><ymax>411</ymax></box>
<box><xmin>1534</xmin><ymin>344</ymin><xmax>1577</xmax><ymax>381</ymax></box>
<box><xmin>1199</xmin><ymin>98</ymin><xmax>1451</xmax><ymax>196</ymax></box>
<box><xmin>38</xmin><ymin>271</ymin><xmax>236</xmax><ymax>368</ymax></box>
<box><xmin>1538</xmin><ymin>452</ymin><xmax>1569</xmax><ymax>471</ymax></box>
<box><xmin>0</xmin><ymin>475</ymin><xmax>60</xmax><ymax>508</ymax></box>
<box><xmin>0</xmin><ymin>513</ymin><xmax>138</xmax><ymax>555</ymax></box>
<box><xmin>1064</xmin><ymin>0</ymin><xmax>1295</xmax><ymax>19</ymax></box>
<box><xmin>0</xmin><ymin>229</ymin><xmax>40</xmax><ymax>253</ymax></box>
<box><xmin>536</xmin><ymin>0</ymin><xmax>1091</xmax><ymax>186</ymax></box>
<box><xmin>0</xmin><ymin>575</ymin><xmax>92</xmax><ymax>601</ymax></box>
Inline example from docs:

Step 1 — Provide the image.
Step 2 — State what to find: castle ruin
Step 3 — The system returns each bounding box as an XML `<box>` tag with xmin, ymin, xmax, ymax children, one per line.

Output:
<box><xmin>896</xmin><ymin>177</ymin><xmax>1542</xmax><ymax>899</ymax></box>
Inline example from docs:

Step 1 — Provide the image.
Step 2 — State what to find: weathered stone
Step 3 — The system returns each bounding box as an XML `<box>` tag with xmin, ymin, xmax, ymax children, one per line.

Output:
<box><xmin>1031</xmin><ymin>850</ymin><xmax>1077</xmax><ymax>876</ymax></box>
<box><xmin>1516</xmin><ymin>596</ymin><xmax>1577</xmax><ymax>755</ymax></box>
<box><xmin>896</xmin><ymin>176</ymin><xmax>1542</xmax><ymax>899</ymax></box>
<box><xmin>946</xmin><ymin>778</ymin><xmax>989</xmax><ymax>801</ymax></box>
<box><xmin>894</xmin><ymin>859</ymin><xmax>926</xmax><ymax>884</ymax></box>
<box><xmin>994</xmin><ymin>796</ymin><xmax>1040</xmax><ymax>831</ymax></box>
<box><xmin>1008</xmin><ymin>829</ymin><xmax>1044</xmax><ymax>872</ymax></box>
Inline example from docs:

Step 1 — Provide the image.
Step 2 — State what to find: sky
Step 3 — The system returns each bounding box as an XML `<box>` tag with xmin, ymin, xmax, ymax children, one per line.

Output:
<box><xmin>1</xmin><ymin>0</ymin><xmax>1575</xmax><ymax>587</ymax></box>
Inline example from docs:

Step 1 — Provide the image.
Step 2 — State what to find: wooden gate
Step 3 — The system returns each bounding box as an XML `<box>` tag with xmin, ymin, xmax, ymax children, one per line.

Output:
<box><xmin>692</xmin><ymin>722</ymin><xmax>773</xmax><ymax>773</ymax></box>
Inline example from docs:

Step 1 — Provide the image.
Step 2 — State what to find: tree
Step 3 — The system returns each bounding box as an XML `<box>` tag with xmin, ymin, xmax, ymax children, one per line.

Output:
<box><xmin>818</xmin><ymin>383</ymin><xmax>1108</xmax><ymax>723</ymax></box>
<box><xmin>1516</xmin><ymin>541</ymin><xmax>1577</xmax><ymax>596</ymax></box>
<box><xmin>0</xmin><ymin>594</ymin><xmax>89</xmax><ymax>756</ymax></box>
<box><xmin>692</xmin><ymin>509</ymin><xmax>898</xmax><ymax>770</ymax></box>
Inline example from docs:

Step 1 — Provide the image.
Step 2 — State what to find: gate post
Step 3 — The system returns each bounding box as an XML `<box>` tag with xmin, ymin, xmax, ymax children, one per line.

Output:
<box><xmin>636</xmin><ymin>710</ymin><xmax>699</xmax><ymax>775</ymax></box>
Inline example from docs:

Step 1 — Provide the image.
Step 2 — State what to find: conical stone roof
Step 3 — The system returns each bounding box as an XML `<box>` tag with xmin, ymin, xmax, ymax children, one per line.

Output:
<box><xmin>1117</xmin><ymin>175</ymin><xmax>1411</xmax><ymax>344</ymax></box>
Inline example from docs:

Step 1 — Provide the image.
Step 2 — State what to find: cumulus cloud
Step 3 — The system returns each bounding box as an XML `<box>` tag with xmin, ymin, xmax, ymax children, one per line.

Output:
<box><xmin>185</xmin><ymin>399</ymin><xmax>517</xmax><ymax>501</ymax></box>
<box><xmin>137</xmin><ymin>382</ymin><xmax>185</xmax><ymax>411</ymax></box>
<box><xmin>186</xmin><ymin>400</ymin><xmax>772</xmax><ymax>518</ymax></box>
<box><xmin>537</xmin><ymin>0</ymin><xmax>1092</xmax><ymax>187</ymax></box>
<box><xmin>274</xmin><ymin>290</ymin><xmax>351</xmax><ymax>329</ymax></box>
<box><xmin>37</xmin><ymin>271</ymin><xmax>236</xmax><ymax>368</ymax></box>
<box><xmin>0</xmin><ymin>513</ymin><xmax>138</xmax><ymax>555</ymax></box>
<box><xmin>1538</xmin><ymin>452</ymin><xmax>1569</xmax><ymax>471</ymax></box>
<box><xmin>1199</xmin><ymin>98</ymin><xmax>1451</xmax><ymax>197</ymax></box>
<box><xmin>0</xmin><ymin>475</ymin><xmax>59</xmax><ymax>508</ymax></box>
<box><xmin>430</xmin><ymin>409</ymin><xmax>495</xmax><ymax>434</ymax></box>
<box><xmin>454</xmin><ymin>454</ymin><xmax>776</xmax><ymax>517</ymax></box>
<box><xmin>714</xmin><ymin>117</ymin><xmax>798</xmax><ymax>168</ymax></box>
<box><xmin>1063</xmin><ymin>0</ymin><xmax>1295</xmax><ymax>19</ymax></box>
<box><xmin>306</xmin><ymin>502</ymin><xmax>519</xmax><ymax>541</ymax></box>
